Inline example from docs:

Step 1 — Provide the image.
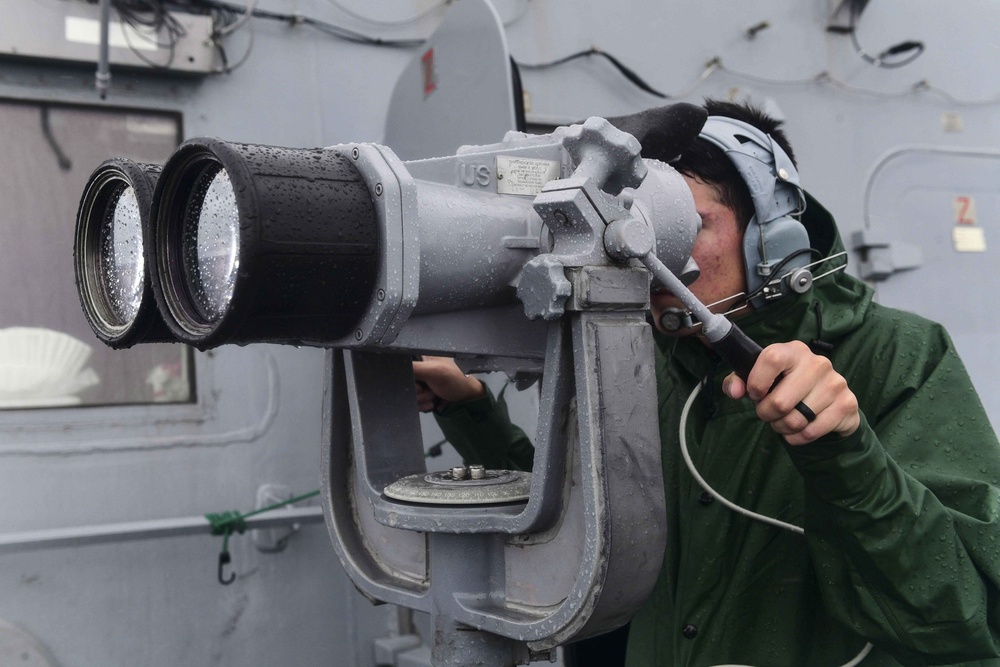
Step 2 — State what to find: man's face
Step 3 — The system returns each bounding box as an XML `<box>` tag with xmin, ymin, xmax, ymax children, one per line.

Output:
<box><xmin>649</xmin><ymin>175</ymin><xmax>748</xmax><ymax>335</ymax></box>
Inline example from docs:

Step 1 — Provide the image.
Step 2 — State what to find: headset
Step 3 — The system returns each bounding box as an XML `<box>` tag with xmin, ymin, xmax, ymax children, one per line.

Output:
<box><xmin>698</xmin><ymin>116</ymin><xmax>813</xmax><ymax>309</ymax></box>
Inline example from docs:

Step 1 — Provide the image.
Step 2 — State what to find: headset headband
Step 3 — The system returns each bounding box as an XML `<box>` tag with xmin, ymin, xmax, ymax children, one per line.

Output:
<box><xmin>697</xmin><ymin>116</ymin><xmax>811</xmax><ymax>307</ymax></box>
<box><xmin>698</xmin><ymin>116</ymin><xmax>802</xmax><ymax>225</ymax></box>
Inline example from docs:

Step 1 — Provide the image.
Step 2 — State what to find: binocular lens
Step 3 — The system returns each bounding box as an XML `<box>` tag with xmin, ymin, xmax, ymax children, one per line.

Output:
<box><xmin>100</xmin><ymin>184</ymin><xmax>145</xmax><ymax>325</ymax></box>
<box><xmin>180</xmin><ymin>164</ymin><xmax>240</xmax><ymax>323</ymax></box>
<box><xmin>75</xmin><ymin>159</ymin><xmax>175</xmax><ymax>348</ymax></box>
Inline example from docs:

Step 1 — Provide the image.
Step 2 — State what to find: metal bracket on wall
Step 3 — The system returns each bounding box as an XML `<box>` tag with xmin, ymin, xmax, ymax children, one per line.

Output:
<box><xmin>827</xmin><ymin>0</ymin><xmax>870</xmax><ymax>32</ymax></box>
<box><xmin>251</xmin><ymin>484</ymin><xmax>313</xmax><ymax>553</ymax></box>
<box><xmin>852</xmin><ymin>230</ymin><xmax>923</xmax><ymax>282</ymax></box>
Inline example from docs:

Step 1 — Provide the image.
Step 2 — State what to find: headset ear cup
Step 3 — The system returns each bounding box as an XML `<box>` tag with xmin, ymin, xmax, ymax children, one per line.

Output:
<box><xmin>743</xmin><ymin>215</ymin><xmax>812</xmax><ymax>308</ymax></box>
<box><xmin>699</xmin><ymin>115</ymin><xmax>815</xmax><ymax>308</ymax></box>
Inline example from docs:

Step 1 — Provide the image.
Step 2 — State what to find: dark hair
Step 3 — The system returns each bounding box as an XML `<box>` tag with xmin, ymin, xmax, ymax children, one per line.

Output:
<box><xmin>672</xmin><ymin>99</ymin><xmax>797</xmax><ymax>231</ymax></box>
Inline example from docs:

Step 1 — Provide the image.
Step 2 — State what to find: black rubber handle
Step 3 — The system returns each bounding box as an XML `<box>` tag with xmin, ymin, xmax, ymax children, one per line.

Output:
<box><xmin>711</xmin><ymin>324</ymin><xmax>816</xmax><ymax>422</ymax></box>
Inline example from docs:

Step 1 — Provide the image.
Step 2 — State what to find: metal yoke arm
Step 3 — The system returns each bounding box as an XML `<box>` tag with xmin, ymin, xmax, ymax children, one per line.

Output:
<box><xmin>320</xmin><ymin>116</ymin><xmax>672</xmax><ymax>663</ymax></box>
<box><xmin>320</xmin><ymin>306</ymin><xmax>665</xmax><ymax>654</ymax></box>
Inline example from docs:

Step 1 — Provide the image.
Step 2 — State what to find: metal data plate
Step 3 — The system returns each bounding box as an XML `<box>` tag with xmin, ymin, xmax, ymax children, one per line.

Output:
<box><xmin>384</xmin><ymin>470</ymin><xmax>531</xmax><ymax>505</ymax></box>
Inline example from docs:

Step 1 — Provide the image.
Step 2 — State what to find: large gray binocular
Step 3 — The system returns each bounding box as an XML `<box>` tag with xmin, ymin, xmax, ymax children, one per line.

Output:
<box><xmin>74</xmin><ymin>108</ymin><xmax>705</xmax><ymax>665</ymax></box>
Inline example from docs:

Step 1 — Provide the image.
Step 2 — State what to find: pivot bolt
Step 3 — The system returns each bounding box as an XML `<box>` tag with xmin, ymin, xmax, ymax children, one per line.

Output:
<box><xmin>788</xmin><ymin>268</ymin><xmax>814</xmax><ymax>294</ymax></box>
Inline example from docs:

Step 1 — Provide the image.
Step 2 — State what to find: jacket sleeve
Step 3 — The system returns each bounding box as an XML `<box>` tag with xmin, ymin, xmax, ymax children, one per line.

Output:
<box><xmin>434</xmin><ymin>385</ymin><xmax>536</xmax><ymax>472</ymax></box>
<box><xmin>785</xmin><ymin>321</ymin><xmax>1000</xmax><ymax>665</ymax></box>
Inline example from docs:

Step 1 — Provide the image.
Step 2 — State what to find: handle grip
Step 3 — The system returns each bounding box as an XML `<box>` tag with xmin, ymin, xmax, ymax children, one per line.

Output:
<box><xmin>711</xmin><ymin>325</ymin><xmax>816</xmax><ymax>422</ymax></box>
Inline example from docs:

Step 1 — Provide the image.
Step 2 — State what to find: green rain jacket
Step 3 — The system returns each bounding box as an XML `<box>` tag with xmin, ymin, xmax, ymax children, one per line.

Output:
<box><xmin>436</xmin><ymin>195</ymin><xmax>1000</xmax><ymax>666</ymax></box>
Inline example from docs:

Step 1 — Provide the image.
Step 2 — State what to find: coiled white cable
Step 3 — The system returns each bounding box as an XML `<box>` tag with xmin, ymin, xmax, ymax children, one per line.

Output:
<box><xmin>679</xmin><ymin>380</ymin><xmax>873</xmax><ymax>667</ymax></box>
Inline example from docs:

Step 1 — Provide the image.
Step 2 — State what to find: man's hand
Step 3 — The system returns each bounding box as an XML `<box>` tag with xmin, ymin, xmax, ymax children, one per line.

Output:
<box><xmin>412</xmin><ymin>356</ymin><xmax>485</xmax><ymax>413</ymax></box>
<box><xmin>722</xmin><ymin>341</ymin><xmax>860</xmax><ymax>446</ymax></box>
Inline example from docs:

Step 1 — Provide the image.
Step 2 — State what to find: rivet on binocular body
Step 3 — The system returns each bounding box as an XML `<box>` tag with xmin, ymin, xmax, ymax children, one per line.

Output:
<box><xmin>375</xmin><ymin>183</ymin><xmax>383</xmax><ymax>196</ymax></box>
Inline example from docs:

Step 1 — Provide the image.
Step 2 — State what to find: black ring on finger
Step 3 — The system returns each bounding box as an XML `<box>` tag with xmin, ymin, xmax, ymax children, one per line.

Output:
<box><xmin>795</xmin><ymin>401</ymin><xmax>816</xmax><ymax>422</ymax></box>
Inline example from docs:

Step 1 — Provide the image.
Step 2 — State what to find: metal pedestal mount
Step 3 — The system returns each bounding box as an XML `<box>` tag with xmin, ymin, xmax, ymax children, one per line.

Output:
<box><xmin>321</xmin><ymin>118</ymin><xmax>698</xmax><ymax>666</ymax></box>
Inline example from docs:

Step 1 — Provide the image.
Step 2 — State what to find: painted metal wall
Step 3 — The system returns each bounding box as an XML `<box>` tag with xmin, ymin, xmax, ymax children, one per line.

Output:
<box><xmin>504</xmin><ymin>0</ymin><xmax>1000</xmax><ymax>265</ymax></box>
<box><xmin>1</xmin><ymin>0</ymin><xmax>999</xmax><ymax>665</ymax></box>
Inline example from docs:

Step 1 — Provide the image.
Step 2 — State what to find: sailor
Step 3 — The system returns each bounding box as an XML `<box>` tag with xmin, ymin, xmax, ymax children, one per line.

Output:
<box><xmin>415</xmin><ymin>100</ymin><xmax>1000</xmax><ymax>666</ymax></box>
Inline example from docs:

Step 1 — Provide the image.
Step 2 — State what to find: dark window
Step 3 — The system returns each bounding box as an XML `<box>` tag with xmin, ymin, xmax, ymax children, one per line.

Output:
<box><xmin>0</xmin><ymin>99</ymin><xmax>192</xmax><ymax>408</ymax></box>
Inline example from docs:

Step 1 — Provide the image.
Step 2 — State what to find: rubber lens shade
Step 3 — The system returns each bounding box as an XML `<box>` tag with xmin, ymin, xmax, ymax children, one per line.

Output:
<box><xmin>149</xmin><ymin>138</ymin><xmax>381</xmax><ymax>349</ymax></box>
<box><xmin>74</xmin><ymin>158</ymin><xmax>175</xmax><ymax>348</ymax></box>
